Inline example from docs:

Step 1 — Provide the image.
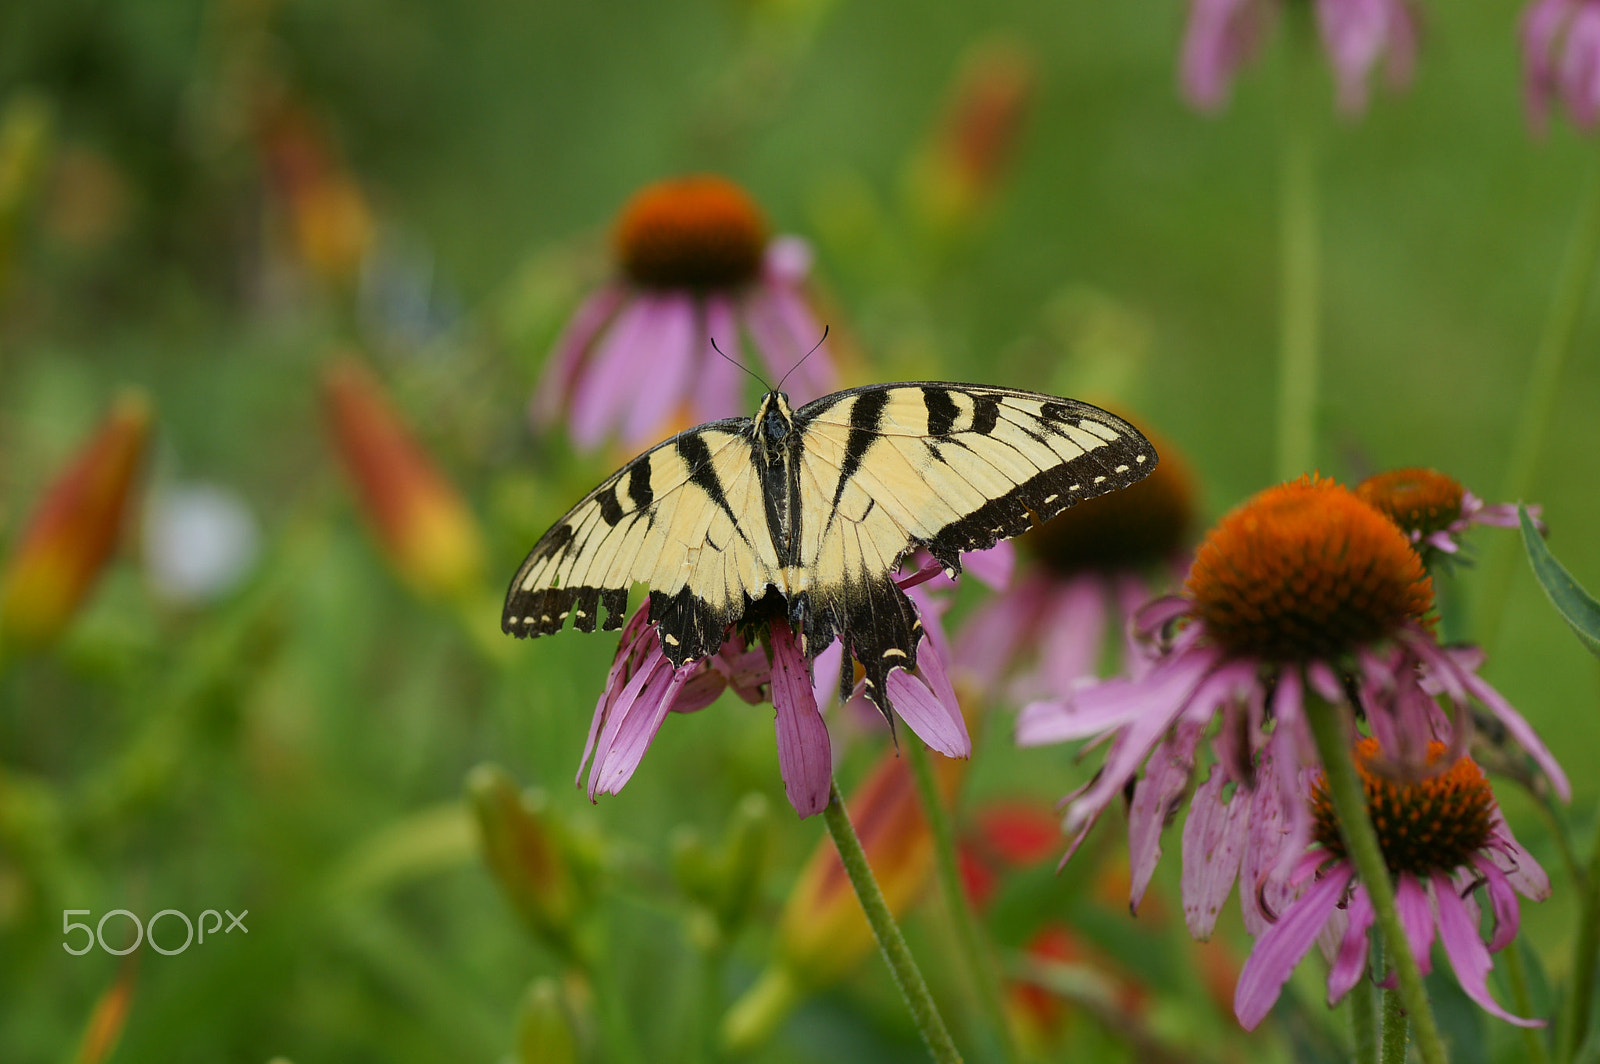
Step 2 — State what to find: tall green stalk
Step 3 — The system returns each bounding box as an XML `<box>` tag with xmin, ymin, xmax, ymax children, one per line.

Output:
<box><xmin>1276</xmin><ymin>6</ymin><xmax>1322</xmax><ymax>482</ymax></box>
<box><xmin>1559</xmin><ymin>813</ymin><xmax>1600</xmax><ymax>1064</ymax></box>
<box><xmin>1380</xmin><ymin>988</ymin><xmax>1411</xmax><ymax>1064</ymax></box>
<box><xmin>1477</xmin><ymin>150</ymin><xmax>1600</xmax><ymax>650</ymax></box>
<box><xmin>821</xmin><ymin>780</ymin><xmax>964</xmax><ymax>1064</ymax></box>
<box><xmin>1350</xmin><ymin>975</ymin><xmax>1379</xmax><ymax>1064</ymax></box>
<box><xmin>1305</xmin><ymin>699</ymin><xmax>1447</xmax><ymax>1064</ymax></box>
<box><xmin>905</xmin><ymin>740</ymin><xmax>1018</xmax><ymax>1064</ymax></box>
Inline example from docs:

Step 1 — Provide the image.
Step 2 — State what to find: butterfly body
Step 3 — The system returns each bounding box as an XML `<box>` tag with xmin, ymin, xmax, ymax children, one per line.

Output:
<box><xmin>505</xmin><ymin>382</ymin><xmax>1156</xmax><ymax>714</ymax></box>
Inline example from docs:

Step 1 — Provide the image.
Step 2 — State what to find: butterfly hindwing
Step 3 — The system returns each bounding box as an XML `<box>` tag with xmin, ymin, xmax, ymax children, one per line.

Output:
<box><xmin>787</xmin><ymin>383</ymin><xmax>1155</xmax><ymax>705</ymax></box>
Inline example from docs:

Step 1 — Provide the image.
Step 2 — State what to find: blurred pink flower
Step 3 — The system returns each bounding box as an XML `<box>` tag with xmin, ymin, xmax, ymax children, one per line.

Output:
<box><xmin>532</xmin><ymin>175</ymin><xmax>838</xmax><ymax>452</ymax></box>
<box><xmin>577</xmin><ymin>576</ymin><xmax>968</xmax><ymax>818</ymax></box>
<box><xmin>1524</xmin><ymin>0</ymin><xmax>1600</xmax><ymax>131</ymax></box>
<box><xmin>1181</xmin><ymin>0</ymin><xmax>1419</xmax><ymax>115</ymax></box>
<box><xmin>1235</xmin><ymin>739</ymin><xmax>1549</xmax><ymax>1030</ymax></box>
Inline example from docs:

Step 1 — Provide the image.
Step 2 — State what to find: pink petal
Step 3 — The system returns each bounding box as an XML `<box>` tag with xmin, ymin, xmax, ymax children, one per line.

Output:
<box><xmin>764</xmin><ymin>286</ymin><xmax>836</xmax><ymax>405</ymax></box>
<box><xmin>770</xmin><ymin>620</ymin><xmax>833</xmax><ymax>817</ymax></box>
<box><xmin>1235</xmin><ymin>865</ymin><xmax>1355</xmax><ymax>1030</ymax></box>
<box><xmin>568</xmin><ymin>296</ymin><xmax>664</xmax><ymax>449</ymax></box>
<box><xmin>954</xmin><ymin>572</ymin><xmax>1049</xmax><ymax>691</ymax></box>
<box><xmin>1180</xmin><ymin>0</ymin><xmax>1267</xmax><ymax>111</ymax></box>
<box><xmin>589</xmin><ymin>654</ymin><xmax>693</xmax><ymax>798</ymax></box>
<box><xmin>1395</xmin><ymin>873</ymin><xmax>1437</xmax><ymax>976</ymax></box>
<box><xmin>810</xmin><ymin>638</ymin><xmax>845</xmax><ymax>709</ymax></box>
<box><xmin>1038</xmin><ymin>575</ymin><xmax>1110</xmax><ymax>697</ymax></box>
<box><xmin>1433</xmin><ymin>871</ymin><xmax>1546</xmax><ymax>1027</ymax></box>
<box><xmin>1522</xmin><ymin>0</ymin><xmax>1574</xmax><ymax>132</ymax></box>
<box><xmin>1487</xmin><ymin>809</ymin><xmax>1552</xmax><ymax>901</ymax></box>
<box><xmin>1129</xmin><ymin>721</ymin><xmax>1202</xmax><ymax>912</ymax></box>
<box><xmin>621</xmin><ymin>296</ymin><xmax>698</xmax><ymax>446</ymax></box>
<box><xmin>672</xmin><ymin>664</ymin><xmax>729</xmax><ymax>714</ymax></box>
<box><xmin>1181</xmin><ymin>764</ymin><xmax>1250</xmax><ymax>939</ymax></box>
<box><xmin>1327</xmin><ymin>885</ymin><xmax>1376</xmax><ymax>1003</ymax></box>
<box><xmin>1456</xmin><ymin>668</ymin><xmax>1570</xmax><ymax>800</ymax></box>
<box><xmin>1018</xmin><ymin>644</ymin><xmax>1217</xmax><ymax>747</ymax></box>
<box><xmin>1471</xmin><ymin>854</ymin><xmax>1524</xmax><ymax>953</ymax></box>
<box><xmin>698</xmin><ymin>296</ymin><xmax>749</xmax><ymax>423</ymax></box>
<box><xmin>531</xmin><ymin>284</ymin><xmax>628</xmax><ymax>429</ymax></box>
<box><xmin>763</xmin><ymin>235</ymin><xmax>812</xmax><ymax>285</ymax></box>
<box><xmin>960</xmin><ymin>540</ymin><xmax>1016</xmax><ymax>591</ymax></box>
<box><xmin>887</xmin><ymin>665</ymin><xmax>971</xmax><ymax>758</ymax></box>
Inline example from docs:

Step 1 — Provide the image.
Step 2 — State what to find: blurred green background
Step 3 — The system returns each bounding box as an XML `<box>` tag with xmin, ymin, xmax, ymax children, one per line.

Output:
<box><xmin>2</xmin><ymin>0</ymin><xmax>1597</xmax><ymax>1061</ymax></box>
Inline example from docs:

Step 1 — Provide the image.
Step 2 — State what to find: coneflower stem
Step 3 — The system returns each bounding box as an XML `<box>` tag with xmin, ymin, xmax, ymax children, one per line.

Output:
<box><xmin>1478</xmin><ymin>148</ymin><xmax>1600</xmax><ymax>650</ymax></box>
<box><xmin>1276</xmin><ymin>5</ymin><xmax>1321</xmax><ymax>482</ymax></box>
<box><xmin>1558</xmin><ymin>811</ymin><xmax>1600</xmax><ymax>1064</ymax></box>
<box><xmin>1305</xmin><ymin>700</ymin><xmax>1447</xmax><ymax>1064</ymax></box>
<box><xmin>905</xmin><ymin>740</ymin><xmax>1019</xmax><ymax>1064</ymax></box>
<box><xmin>822</xmin><ymin>779</ymin><xmax>964</xmax><ymax>1064</ymax></box>
<box><xmin>1350</xmin><ymin>976</ymin><xmax>1378</xmax><ymax>1064</ymax></box>
<box><xmin>1502</xmin><ymin>942</ymin><xmax>1550</xmax><ymax>1064</ymax></box>
<box><xmin>1380</xmin><ymin>988</ymin><xmax>1410</xmax><ymax>1064</ymax></box>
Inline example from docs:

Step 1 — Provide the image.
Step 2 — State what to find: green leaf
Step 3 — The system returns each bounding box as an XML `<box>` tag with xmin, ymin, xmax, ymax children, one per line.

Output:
<box><xmin>1520</xmin><ymin>504</ymin><xmax>1600</xmax><ymax>659</ymax></box>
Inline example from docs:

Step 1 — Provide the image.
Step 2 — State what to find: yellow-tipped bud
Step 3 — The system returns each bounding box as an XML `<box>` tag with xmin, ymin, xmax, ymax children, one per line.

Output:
<box><xmin>0</xmin><ymin>390</ymin><xmax>150</xmax><ymax>648</ymax></box>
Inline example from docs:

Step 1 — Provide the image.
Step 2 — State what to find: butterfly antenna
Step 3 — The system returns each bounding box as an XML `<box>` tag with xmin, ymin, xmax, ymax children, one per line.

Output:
<box><xmin>776</xmin><ymin>325</ymin><xmax>829</xmax><ymax>394</ymax></box>
<box><xmin>710</xmin><ymin>336</ymin><xmax>771</xmax><ymax>393</ymax></box>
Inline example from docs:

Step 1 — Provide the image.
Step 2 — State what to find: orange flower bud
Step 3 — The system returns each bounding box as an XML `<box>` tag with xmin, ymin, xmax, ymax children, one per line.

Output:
<box><xmin>779</xmin><ymin>747</ymin><xmax>965</xmax><ymax>984</ymax></box>
<box><xmin>323</xmin><ymin>359</ymin><xmax>485</xmax><ymax>602</ymax></box>
<box><xmin>258</xmin><ymin>103</ymin><xmax>373</xmax><ymax>284</ymax></box>
<box><xmin>0</xmin><ymin>391</ymin><xmax>150</xmax><ymax>648</ymax></box>
<box><xmin>908</xmin><ymin>39</ymin><xmax>1036</xmax><ymax>232</ymax></box>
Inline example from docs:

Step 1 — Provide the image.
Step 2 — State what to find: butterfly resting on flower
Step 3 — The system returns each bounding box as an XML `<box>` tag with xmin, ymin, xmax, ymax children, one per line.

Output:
<box><xmin>504</xmin><ymin>381</ymin><xmax>1157</xmax><ymax>728</ymax></box>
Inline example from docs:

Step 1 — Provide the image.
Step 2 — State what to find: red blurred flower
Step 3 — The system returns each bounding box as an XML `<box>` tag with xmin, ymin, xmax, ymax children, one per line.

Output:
<box><xmin>323</xmin><ymin>359</ymin><xmax>485</xmax><ymax>601</ymax></box>
<box><xmin>0</xmin><ymin>391</ymin><xmax>150</xmax><ymax>647</ymax></box>
<box><xmin>257</xmin><ymin>102</ymin><xmax>374</xmax><ymax>284</ymax></box>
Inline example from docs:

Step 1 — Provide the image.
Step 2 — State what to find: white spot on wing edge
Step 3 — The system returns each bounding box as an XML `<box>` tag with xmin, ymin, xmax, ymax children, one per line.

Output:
<box><xmin>1136</xmin><ymin>454</ymin><xmax>1148</xmax><ymax>463</ymax></box>
<box><xmin>664</xmin><ymin>633</ymin><xmax>680</xmax><ymax>646</ymax></box>
<box><xmin>1093</xmin><ymin>476</ymin><xmax>1106</xmax><ymax>484</ymax></box>
<box><xmin>1114</xmin><ymin>464</ymin><xmax>1129</xmax><ymax>473</ymax></box>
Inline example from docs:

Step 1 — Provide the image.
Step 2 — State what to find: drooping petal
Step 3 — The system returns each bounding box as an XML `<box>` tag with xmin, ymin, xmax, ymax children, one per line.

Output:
<box><xmin>770</xmin><ymin>620</ymin><xmax>833</xmax><ymax>817</ymax></box>
<box><xmin>959</xmin><ymin>539</ymin><xmax>1015</xmax><ymax>591</ymax></box>
<box><xmin>1434</xmin><ymin>871</ymin><xmax>1546</xmax><ymax>1028</ymax></box>
<box><xmin>1563</xmin><ymin>3</ymin><xmax>1600</xmax><ymax>129</ymax></box>
<box><xmin>1327</xmin><ymin>884</ymin><xmax>1376</xmax><ymax>1003</ymax></box>
<box><xmin>531</xmin><ymin>284</ymin><xmax>628</xmax><ymax>429</ymax></box>
<box><xmin>698</xmin><ymin>295</ymin><xmax>748</xmax><ymax>424</ymax></box>
<box><xmin>1234</xmin><ymin>864</ymin><xmax>1355</xmax><ymax>1030</ymax></box>
<box><xmin>1180</xmin><ymin>0</ymin><xmax>1268</xmax><ymax>111</ymax></box>
<box><xmin>1037</xmin><ymin>575</ymin><xmax>1110</xmax><ymax>697</ymax></box>
<box><xmin>1486</xmin><ymin>808</ymin><xmax>1552</xmax><ymax>902</ymax></box>
<box><xmin>621</xmin><ymin>295</ymin><xmax>698</xmax><ymax>446</ymax></box>
<box><xmin>568</xmin><ymin>296</ymin><xmax>663</xmax><ymax>449</ymax></box>
<box><xmin>578</xmin><ymin>603</ymin><xmax>657</xmax><ymax>785</ymax></box>
<box><xmin>764</xmin><ymin>284</ymin><xmax>836</xmax><ymax>406</ymax></box>
<box><xmin>1471</xmin><ymin>854</ymin><xmax>1524</xmax><ymax>954</ymax></box>
<box><xmin>1456</xmin><ymin>667</ymin><xmax>1570</xmax><ymax>801</ymax></box>
<box><xmin>1395</xmin><ymin>873</ymin><xmax>1437</xmax><ymax>976</ymax></box>
<box><xmin>588</xmin><ymin>653</ymin><xmax>693</xmax><ymax>798</ymax></box>
<box><xmin>954</xmin><ymin>572</ymin><xmax>1050</xmax><ymax>691</ymax></box>
<box><xmin>1129</xmin><ymin>721</ymin><xmax>1202</xmax><ymax>912</ymax></box>
<box><xmin>887</xmin><ymin>666</ymin><xmax>971</xmax><ymax>758</ymax></box>
<box><xmin>1522</xmin><ymin>0</ymin><xmax>1576</xmax><ymax>131</ymax></box>
<box><xmin>1181</xmin><ymin>764</ymin><xmax>1251</xmax><ymax>939</ymax></box>
<box><xmin>1018</xmin><ymin>643</ymin><xmax>1217</xmax><ymax>747</ymax></box>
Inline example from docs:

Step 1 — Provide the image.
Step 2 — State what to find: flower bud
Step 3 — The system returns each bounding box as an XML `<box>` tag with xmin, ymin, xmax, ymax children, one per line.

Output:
<box><xmin>467</xmin><ymin>764</ymin><xmax>592</xmax><ymax>961</ymax></box>
<box><xmin>0</xmin><ymin>390</ymin><xmax>150</xmax><ymax>648</ymax></box>
<box><xmin>323</xmin><ymin>359</ymin><xmax>486</xmax><ymax>602</ymax></box>
<box><xmin>513</xmin><ymin>978</ymin><xmax>581</xmax><ymax>1064</ymax></box>
<box><xmin>257</xmin><ymin>103</ymin><xmax>373</xmax><ymax>284</ymax></box>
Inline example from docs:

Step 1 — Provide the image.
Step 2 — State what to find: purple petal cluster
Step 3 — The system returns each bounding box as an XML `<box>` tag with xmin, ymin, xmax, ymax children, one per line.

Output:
<box><xmin>1524</xmin><ymin>0</ymin><xmax>1600</xmax><ymax>131</ymax></box>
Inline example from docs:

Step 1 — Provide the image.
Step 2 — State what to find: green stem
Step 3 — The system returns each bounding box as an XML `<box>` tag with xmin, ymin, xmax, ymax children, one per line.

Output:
<box><xmin>1559</xmin><ymin>811</ymin><xmax>1600</xmax><ymax>1064</ymax></box>
<box><xmin>1504</xmin><ymin>941</ymin><xmax>1552</xmax><ymax>1064</ymax></box>
<box><xmin>1478</xmin><ymin>149</ymin><xmax>1600</xmax><ymax>650</ymax></box>
<box><xmin>905</xmin><ymin>741</ymin><xmax>1019</xmax><ymax>1064</ymax></box>
<box><xmin>1305</xmin><ymin>700</ymin><xmax>1447</xmax><ymax>1064</ymax></box>
<box><xmin>1381</xmin><ymin>988</ymin><xmax>1411</xmax><ymax>1064</ymax></box>
<box><xmin>822</xmin><ymin>779</ymin><xmax>964</xmax><ymax>1064</ymax></box>
<box><xmin>1350</xmin><ymin>974</ymin><xmax>1379</xmax><ymax>1064</ymax></box>
<box><xmin>1276</xmin><ymin>6</ymin><xmax>1321</xmax><ymax>482</ymax></box>
<box><xmin>591</xmin><ymin>933</ymin><xmax>646</xmax><ymax>1064</ymax></box>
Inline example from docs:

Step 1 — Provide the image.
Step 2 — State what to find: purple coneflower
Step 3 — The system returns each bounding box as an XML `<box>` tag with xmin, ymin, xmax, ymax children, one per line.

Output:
<box><xmin>958</xmin><ymin>429</ymin><xmax>1196</xmax><ymax>703</ymax></box>
<box><xmin>1018</xmin><ymin>476</ymin><xmax>1567</xmax><ymax>920</ymax></box>
<box><xmin>532</xmin><ymin>175</ymin><xmax>837</xmax><ymax>451</ymax></box>
<box><xmin>1235</xmin><ymin>738</ymin><xmax>1549</xmax><ymax>1029</ymax></box>
<box><xmin>1356</xmin><ymin>467</ymin><xmax>1536</xmax><ymax>567</ymax></box>
<box><xmin>1523</xmin><ymin>0</ymin><xmax>1600</xmax><ymax>132</ymax></box>
<box><xmin>1180</xmin><ymin>0</ymin><xmax>1419</xmax><ymax>115</ymax></box>
<box><xmin>576</xmin><ymin>574</ymin><xmax>967</xmax><ymax>819</ymax></box>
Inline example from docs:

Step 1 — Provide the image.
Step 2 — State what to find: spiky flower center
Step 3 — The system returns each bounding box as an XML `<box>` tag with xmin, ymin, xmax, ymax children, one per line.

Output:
<box><xmin>1312</xmin><ymin>739</ymin><xmax>1496</xmax><ymax>878</ymax></box>
<box><xmin>1185</xmin><ymin>475</ymin><xmax>1433</xmax><ymax>662</ymax></box>
<box><xmin>1356</xmin><ymin>468</ymin><xmax>1465</xmax><ymax>539</ymax></box>
<box><xmin>1024</xmin><ymin>432</ymin><xmax>1194</xmax><ymax>575</ymax></box>
<box><xmin>614</xmin><ymin>175</ymin><xmax>766</xmax><ymax>290</ymax></box>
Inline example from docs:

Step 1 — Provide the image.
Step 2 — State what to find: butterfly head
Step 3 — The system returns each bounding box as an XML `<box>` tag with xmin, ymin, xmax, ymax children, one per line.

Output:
<box><xmin>756</xmin><ymin>390</ymin><xmax>795</xmax><ymax>443</ymax></box>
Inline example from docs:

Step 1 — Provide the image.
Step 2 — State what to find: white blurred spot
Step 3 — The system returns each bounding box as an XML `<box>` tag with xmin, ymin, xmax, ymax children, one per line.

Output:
<box><xmin>143</xmin><ymin>484</ymin><xmax>260</xmax><ymax>603</ymax></box>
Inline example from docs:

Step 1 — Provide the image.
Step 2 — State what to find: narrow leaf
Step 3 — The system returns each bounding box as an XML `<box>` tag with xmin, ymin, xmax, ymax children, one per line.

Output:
<box><xmin>1520</xmin><ymin>504</ymin><xmax>1600</xmax><ymax>659</ymax></box>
